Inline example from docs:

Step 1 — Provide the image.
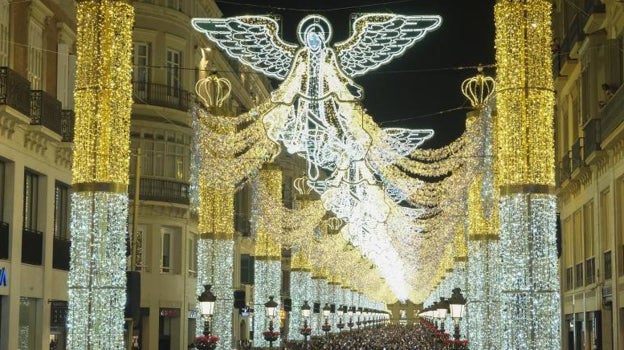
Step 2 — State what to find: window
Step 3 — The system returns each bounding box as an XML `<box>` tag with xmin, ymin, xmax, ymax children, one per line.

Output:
<box><xmin>0</xmin><ymin>160</ymin><xmax>5</xmax><ymax>221</ymax></box>
<box><xmin>575</xmin><ymin>262</ymin><xmax>583</xmax><ymax>288</ymax></box>
<box><xmin>240</xmin><ymin>254</ymin><xmax>254</xmax><ymax>284</ymax></box>
<box><xmin>54</xmin><ymin>181</ymin><xmax>71</xmax><ymax>240</ymax></box>
<box><xmin>161</xmin><ymin>227</ymin><xmax>173</xmax><ymax>273</ymax></box>
<box><xmin>134</xmin><ymin>128</ymin><xmax>190</xmax><ymax>181</ymax></box>
<box><xmin>566</xmin><ymin>267</ymin><xmax>573</xmax><ymax>291</ymax></box>
<box><xmin>23</xmin><ymin>171</ymin><xmax>39</xmax><ymax>231</ymax></box>
<box><xmin>604</xmin><ymin>250</ymin><xmax>612</xmax><ymax>280</ymax></box>
<box><xmin>585</xmin><ymin>257</ymin><xmax>595</xmax><ymax>285</ymax></box>
<box><xmin>28</xmin><ymin>20</ymin><xmax>44</xmax><ymax>90</ymax></box>
<box><xmin>133</xmin><ymin>42</ymin><xmax>150</xmax><ymax>100</ymax></box>
<box><xmin>166</xmin><ymin>49</ymin><xmax>180</xmax><ymax>98</ymax></box>
<box><xmin>0</xmin><ymin>0</ymin><xmax>9</xmax><ymax>66</ymax></box>
<box><xmin>187</xmin><ymin>235</ymin><xmax>197</xmax><ymax>276</ymax></box>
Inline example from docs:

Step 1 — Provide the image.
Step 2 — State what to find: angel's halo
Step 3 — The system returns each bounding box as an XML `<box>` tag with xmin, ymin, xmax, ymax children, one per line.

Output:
<box><xmin>296</xmin><ymin>14</ymin><xmax>332</xmax><ymax>45</ymax></box>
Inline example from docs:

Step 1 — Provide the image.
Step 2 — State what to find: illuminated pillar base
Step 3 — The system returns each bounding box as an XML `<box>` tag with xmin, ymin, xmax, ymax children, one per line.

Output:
<box><xmin>289</xmin><ymin>271</ymin><xmax>312</xmax><ymax>340</ymax></box>
<box><xmin>467</xmin><ymin>239</ymin><xmax>500</xmax><ymax>349</ymax></box>
<box><xmin>253</xmin><ymin>259</ymin><xmax>281</xmax><ymax>347</ymax></box>
<box><xmin>213</xmin><ymin>240</ymin><xmax>233</xmax><ymax>350</ymax></box>
<box><xmin>67</xmin><ymin>192</ymin><xmax>128</xmax><ymax>350</ymax></box>
<box><xmin>196</xmin><ymin>239</ymin><xmax>213</xmax><ymax>336</ymax></box>
<box><xmin>499</xmin><ymin>193</ymin><xmax>559</xmax><ymax>349</ymax></box>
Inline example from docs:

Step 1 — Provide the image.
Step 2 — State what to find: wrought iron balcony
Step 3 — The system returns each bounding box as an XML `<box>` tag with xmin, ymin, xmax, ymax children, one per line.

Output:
<box><xmin>0</xmin><ymin>66</ymin><xmax>31</xmax><ymax>116</ymax></box>
<box><xmin>583</xmin><ymin>119</ymin><xmax>600</xmax><ymax>159</ymax></box>
<box><xmin>61</xmin><ymin>109</ymin><xmax>75</xmax><ymax>142</ymax></box>
<box><xmin>600</xmin><ymin>86</ymin><xmax>624</xmax><ymax>142</ymax></box>
<box><xmin>0</xmin><ymin>221</ymin><xmax>8</xmax><ymax>259</ymax></box>
<box><xmin>21</xmin><ymin>228</ymin><xmax>43</xmax><ymax>265</ymax></box>
<box><xmin>52</xmin><ymin>236</ymin><xmax>71</xmax><ymax>270</ymax></box>
<box><xmin>132</xmin><ymin>81</ymin><xmax>194</xmax><ymax>112</ymax></box>
<box><xmin>571</xmin><ymin>138</ymin><xmax>583</xmax><ymax>172</ymax></box>
<box><xmin>557</xmin><ymin>153</ymin><xmax>571</xmax><ymax>186</ymax></box>
<box><xmin>128</xmin><ymin>177</ymin><xmax>189</xmax><ymax>205</ymax></box>
<box><xmin>30</xmin><ymin>90</ymin><xmax>62</xmax><ymax>135</ymax></box>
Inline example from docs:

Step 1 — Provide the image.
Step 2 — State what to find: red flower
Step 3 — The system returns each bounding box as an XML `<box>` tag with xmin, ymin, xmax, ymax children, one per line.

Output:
<box><xmin>194</xmin><ymin>335</ymin><xmax>219</xmax><ymax>344</ymax></box>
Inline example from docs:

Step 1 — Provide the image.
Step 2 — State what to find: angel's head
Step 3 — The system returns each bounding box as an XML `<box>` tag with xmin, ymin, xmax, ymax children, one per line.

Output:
<box><xmin>297</xmin><ymin>15</ymin><xmax>332</xmax><ymax>51</ymax></box>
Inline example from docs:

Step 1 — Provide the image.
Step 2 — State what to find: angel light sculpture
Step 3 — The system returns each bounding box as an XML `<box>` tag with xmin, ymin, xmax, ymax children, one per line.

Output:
<box><xmin>192</xmin><ymin>14</ymin><xmax>441</xmax><ymax>187</ymax></box>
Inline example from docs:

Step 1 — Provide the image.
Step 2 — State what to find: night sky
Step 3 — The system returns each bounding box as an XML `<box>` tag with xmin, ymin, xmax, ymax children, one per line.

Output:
<box><xmin>216</xmin><ymin>0</ymin><xmax>496</xmax><ymax>147</ymax></box>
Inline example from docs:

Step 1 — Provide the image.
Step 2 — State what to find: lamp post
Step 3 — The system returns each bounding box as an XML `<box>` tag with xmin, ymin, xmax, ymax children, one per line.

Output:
<box><xmin>448</xmin><ymin>288</ymin><xmax>467</xmax><ymax>343</ymax></box>
<box><xmin>198</xmin><ymin>285</ymin><xmax>217</xmax><ymax>336</ymax></box>
<box><xmin>322</xmin><ymin>303</ymin><xmax>331</xmax><ymax>337</ymax></box>
<box><xmin>264</xmin><ymin>296</ymin><xmax>278</xmax><ymax>348</ymax></box>
<box><xmin>355</xmin><ymin>307</ymin><xmax>362</xmax><ymax>329</ymax></box>
<box><xmin>436</xmin><ymin>298</ymin><xmax>448</xmax><ymax>333</ymax></box>
<box><xmin>301</xmin><ymin>301</ymin><xmax>311</xmax><ymax>346</ymax></box>
<box><xmin>347</xmin><ymin>306</ymin><xmax>354</xmax><ymax>331</ymax></box>
<box><xmin>336</xmin><ymin>305</ymin><xmax>345</xmax><ymax>332</ymax></box>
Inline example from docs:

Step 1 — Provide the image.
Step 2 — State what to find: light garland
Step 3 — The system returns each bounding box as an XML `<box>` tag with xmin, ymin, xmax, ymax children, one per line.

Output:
<box><xmin>68</xmin><ymin>1</ymin><xmax>133</xmax><ymax>349</ymax></box>
<box><xmin>289</xmin><ymin>266</ymin><xmax>312</xmax><ymax>340</ymax></box>
<box><xmin>495</xmin><ymin>1</ymin><xmax>560</xmax><ymax>349</ymax></box>
<box><xmin>253</xmin><ymin>259</ymin><xmax>281</xmax><ymax>347</ymax></box>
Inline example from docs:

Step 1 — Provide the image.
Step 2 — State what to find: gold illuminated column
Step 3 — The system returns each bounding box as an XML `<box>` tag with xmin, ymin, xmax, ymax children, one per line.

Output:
<box><xmin>67</xmin><ymin>1</ymin><xmax>134</xmax><ymax>349</ymax></box>
<box><xmin>495</xmin><ymin>1</ymin><xmax>559</xmax><ymax>349</ymax></box>
<box><xmin>253</xmin><ymin>165</ymin><xmax>282</xmax><ymax>347</ymax></box>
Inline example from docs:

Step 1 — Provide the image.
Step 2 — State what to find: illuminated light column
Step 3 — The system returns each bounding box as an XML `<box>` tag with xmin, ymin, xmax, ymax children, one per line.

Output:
<box><xmin>495</xmin><ymin>1</ymin><xmax>559</xmax><ymax>349</ymax></box>
<box><xmin>196</xmin><ymin>187</ymin><xmax>235</xmax><ymax>349</ymax></box>
<box><xmin>67</xmin><ymin>1</ymin><xmax>133</xmax><ymax>349</ymax></box>
<box><xmin>327</xmin><ymin>275</ymin><xmax>340</xmax><ymax>333</ymax></box>
<box><xmin>253</xmin><ymin>166</ymin><xmax>282</xmax><ymax>347</ymax></box>
<box><xmin>310</xmin><ymin>268</ymin><xmax>323</xmax><ymax>337</ymax></box>
<box><xmin>289</xmin><ymin>251</ymin><xmax>312</xmax><ymax>340</ymax></box>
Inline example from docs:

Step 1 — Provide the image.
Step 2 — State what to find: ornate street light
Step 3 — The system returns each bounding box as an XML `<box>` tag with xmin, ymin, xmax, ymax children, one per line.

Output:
<box><xmin>336</xmin><ymin>305</ymin><xmax>345</xmax><ymax>331</ymax></box>
<box><xmin>347</xmin><ymin>306</ymin><xmax>355</xmax><ymax>331</ymax></box>
<box><xmin>300</xmin><ymin>301</ymin><xmax>311</xmax><ymax>344</ymax></box>
<box><xmin>355</xmin><ymin>307</ymin><xmax>362</xmax><ymax>328</ymax></box>
<box><xmin>322</xmin><ymin>303</ymin><xmax>332</xmax><ymax>337</ymax></box>
<box><xmin>448</xmin><ymin>288</ymin><xmax>467</xmax><ymax>342</ymax></box>
<box><xmin>198</xmin><ymin>285</ymin><xmax>217</xmax><ymax>336</ymax></box>
<box><xmin>436</xmin><ymin>297</ymin><xmax>449</xmax><ymax>333</ymax></box>
<box><xmin>263</xmin><ymin>296</ymin><xmax>279</xmax><ymax>348</ymax></box>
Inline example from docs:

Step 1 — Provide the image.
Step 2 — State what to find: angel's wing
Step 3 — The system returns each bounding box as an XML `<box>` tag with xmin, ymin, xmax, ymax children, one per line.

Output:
<box><xmin>335</xmin><ymin>14</ymin><xmax>442</xmax><ymax>77</ymax></box>
<box><xmin>192</xmin><ymin>16</ymin><xmax>298</xmax><ymax>80</ymax></box>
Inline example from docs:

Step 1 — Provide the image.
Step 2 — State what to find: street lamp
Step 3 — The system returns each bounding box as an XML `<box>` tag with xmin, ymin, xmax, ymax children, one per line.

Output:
<box><xmin>301</xmin><ymin>301</ymin><xmax>311</xmax><ymax>345</ymax></box>
<box><xmin>322</xmin><ymin>303</ymin><xmax>331</xmax><ymax>337</ymax></box>
<box><xmin>336</xmin><ymin>305</ymin><xmax>345</xmax><ymax>331</ymax></box>
<box><xmin>347</xmin><ymin>306</ymin><xmax>354</xmax><ymax>331</ymax></box>
<box><xmin>264</xmin><ymin>296</ymin><xmax>278</xmax><ymax>348</ymax></box>
<box><xmin>355</xmin><ymin>307</ymin><xmax>362</xmax><ymax>328</ymax></box>
<box><xmin>198</xmin><ymin>285</ymin><xmax>216</xmax><ymax>336</ymax></box>
<box><xmin>448</xmin><ymin>288</ymin><xmax>467</xmax><ymax>342</ymax></box>
<box><xmin>436</xmin><ymin>297</ymin><xmax>449</xmax><ymax>333</ymax></box>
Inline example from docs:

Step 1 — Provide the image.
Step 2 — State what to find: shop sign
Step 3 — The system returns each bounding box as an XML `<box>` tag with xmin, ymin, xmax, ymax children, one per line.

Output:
<box><xmin>0</xmin><ymin>267</ymin><xmax>7</xmax><ymax>287</ymax></box>
<box><xmin>50</xmin><ymin>301</ymin><xmax>68</xmax><ymax>327</ymax></box>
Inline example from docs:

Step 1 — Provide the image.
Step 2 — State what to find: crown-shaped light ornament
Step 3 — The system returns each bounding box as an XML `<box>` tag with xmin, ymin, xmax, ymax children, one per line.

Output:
<box><xmin>293</xmin><ymin>176</ymin><xmax>313</xmax><ymax>195</ymax></box>
<box><xmin>195</xmin><ymin>74</ymin><xmax>232</xmax><ymax>110</ymax></box>
<box><xmin>461</xmin><ymin>66</ymin><xmax>495</xmax><ymax>109</ymax></box>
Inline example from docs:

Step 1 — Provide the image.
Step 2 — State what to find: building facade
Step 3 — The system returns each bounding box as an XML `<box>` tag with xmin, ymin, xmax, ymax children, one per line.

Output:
<box><xmin>554</xmin><ymin>0</ymin><xmax>624</xmax><ymax>349</ymax></box>
<box><xmin>0</xmin><ymin>0</ymin><xmax>276</xmax><ymax>349</ymax></box>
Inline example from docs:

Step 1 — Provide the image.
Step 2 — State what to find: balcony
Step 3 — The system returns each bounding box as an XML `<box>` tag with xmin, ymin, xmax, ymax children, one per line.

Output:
<box><xmin>30</xmin><ymin>90</ymin><xmax>62</xmax><ymax>135</ymax></box>
<box><xmin>561</xmin><ymin>14</ymin><xmax>585</xmax><ymax>62</ymax></box>
<box><xmin>21</xmin><ymin>229</ymin><xmax>42</xmax><ymax>265</ymax></box>
<box><xmin>128</xmin><ymin>177</ymin><xmax>189</xmax><ymax>205</ymax></box>
<box><xmin>0</xmin><ymin>221</ymin><xmax>8</xmax><ymax>259</ymax></box>
<box><xmin>0</xmin><ymin>66</ymin><xmax>31</xmax><ymax>116</ymax></box>
<box><xmin>132</xmin><ymin>82</ymin><xmax>194</xmax><ymax>112</ymax></box>
<box><xmin>52</xmin><ymin>236</ymin><xmax>70</xmax><ymax>270</ymax></box>
<box><xmin>583</xmin><ymin>0</ymin><xmax>606</xmax><ymax>33</ymax></box>
<box><xmin>61</xmin><ymin>109</ymin><xmax>75</xmax><ymax>142</ymax></box>
<box><xmin>557</xmin><ymin>153</ymin><xmax>572</xmax><ymax>187</ymax></box>
<box><xmin>599</xmin><ymin>86</ymin><xmax>624</xmax><ymax>146</ymax></box>
<box><xmin>583</xmin><ymin>119</ymin><xmax>601</xmax><ymax>161</ymax></box>
<box><xmin>571</xmin><ymin>138</ymin><xmax>583</xmax><ymax>173</ymax></box>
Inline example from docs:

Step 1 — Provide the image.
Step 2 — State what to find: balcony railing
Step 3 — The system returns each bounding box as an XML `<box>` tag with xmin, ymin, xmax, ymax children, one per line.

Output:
<box><xmin>561</xmin><ymin>14</ymin><xmax>586</xmax><ymax>58</ymax></box>
<box><xmin>21</xmin><ymin>229</ymin><xmax>43</xmax><ymax>265</ymax></box>
<box><xmin>0</xmin><ymin>66</ymin><xmax>31</xmax><ymax>116</ymax></box>
<box><xmin>600</xmin><ymin>86</ymin><xmax>624</xmax><ymax>141</ymax></box>
<box><xmin>583</xmin><ymin>119</ymin><xmax>601</xmax><ymax>158</ymax></box>
<box><xmin>132</xmin><ymin>82</ymin><xmax>194</xmax><ymax>112</ymax></box>
<box><xmin>128</xmin><ymin>177</ymin><xmax>189</xmax><ymax>205</ymax></box>
<box><xmin>571</xmin><ymin>138</ymin><xmax>583</xmax><ymax>172</ymax></box>
<box><xmin>31</xmin><ymin>90</ymin><xmax>62</xmax><ymax>135</ymax></box>
<box><xmin>557</xmin><ymin>153</ymin><xmax>572</xmax><ymax>186</ymax></box>
<box><xmin>61</xmin><ymin>109</ymin><xmax>75</xmax><ymax>142</ymax></box>
<box><xmin>52</xmin><ymin>236</ymin><xmax>71</xmax><ymax>270</ymax></box>
<box><xmin>0</xmin><ymin>221</ymin><xmax>8</xmax><ymax>259</ymax></box>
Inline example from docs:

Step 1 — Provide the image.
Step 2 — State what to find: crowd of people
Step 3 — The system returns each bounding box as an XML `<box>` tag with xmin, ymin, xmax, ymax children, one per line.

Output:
<box><xmin>278</xmin><ymin>324</ymin><xmax>440</xmax><ymax>350</ymax></box>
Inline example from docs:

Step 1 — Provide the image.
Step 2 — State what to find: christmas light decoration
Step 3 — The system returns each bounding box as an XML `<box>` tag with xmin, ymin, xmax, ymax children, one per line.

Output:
<box><xmin>495</xmin><ymin>1</ymin><xmax>560</xmax><ymax>349</ymax></box>
<box><xmin>68</xmin><ymin>1</ymin><xmax>133</xmax><ymax>349</ymax></box>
